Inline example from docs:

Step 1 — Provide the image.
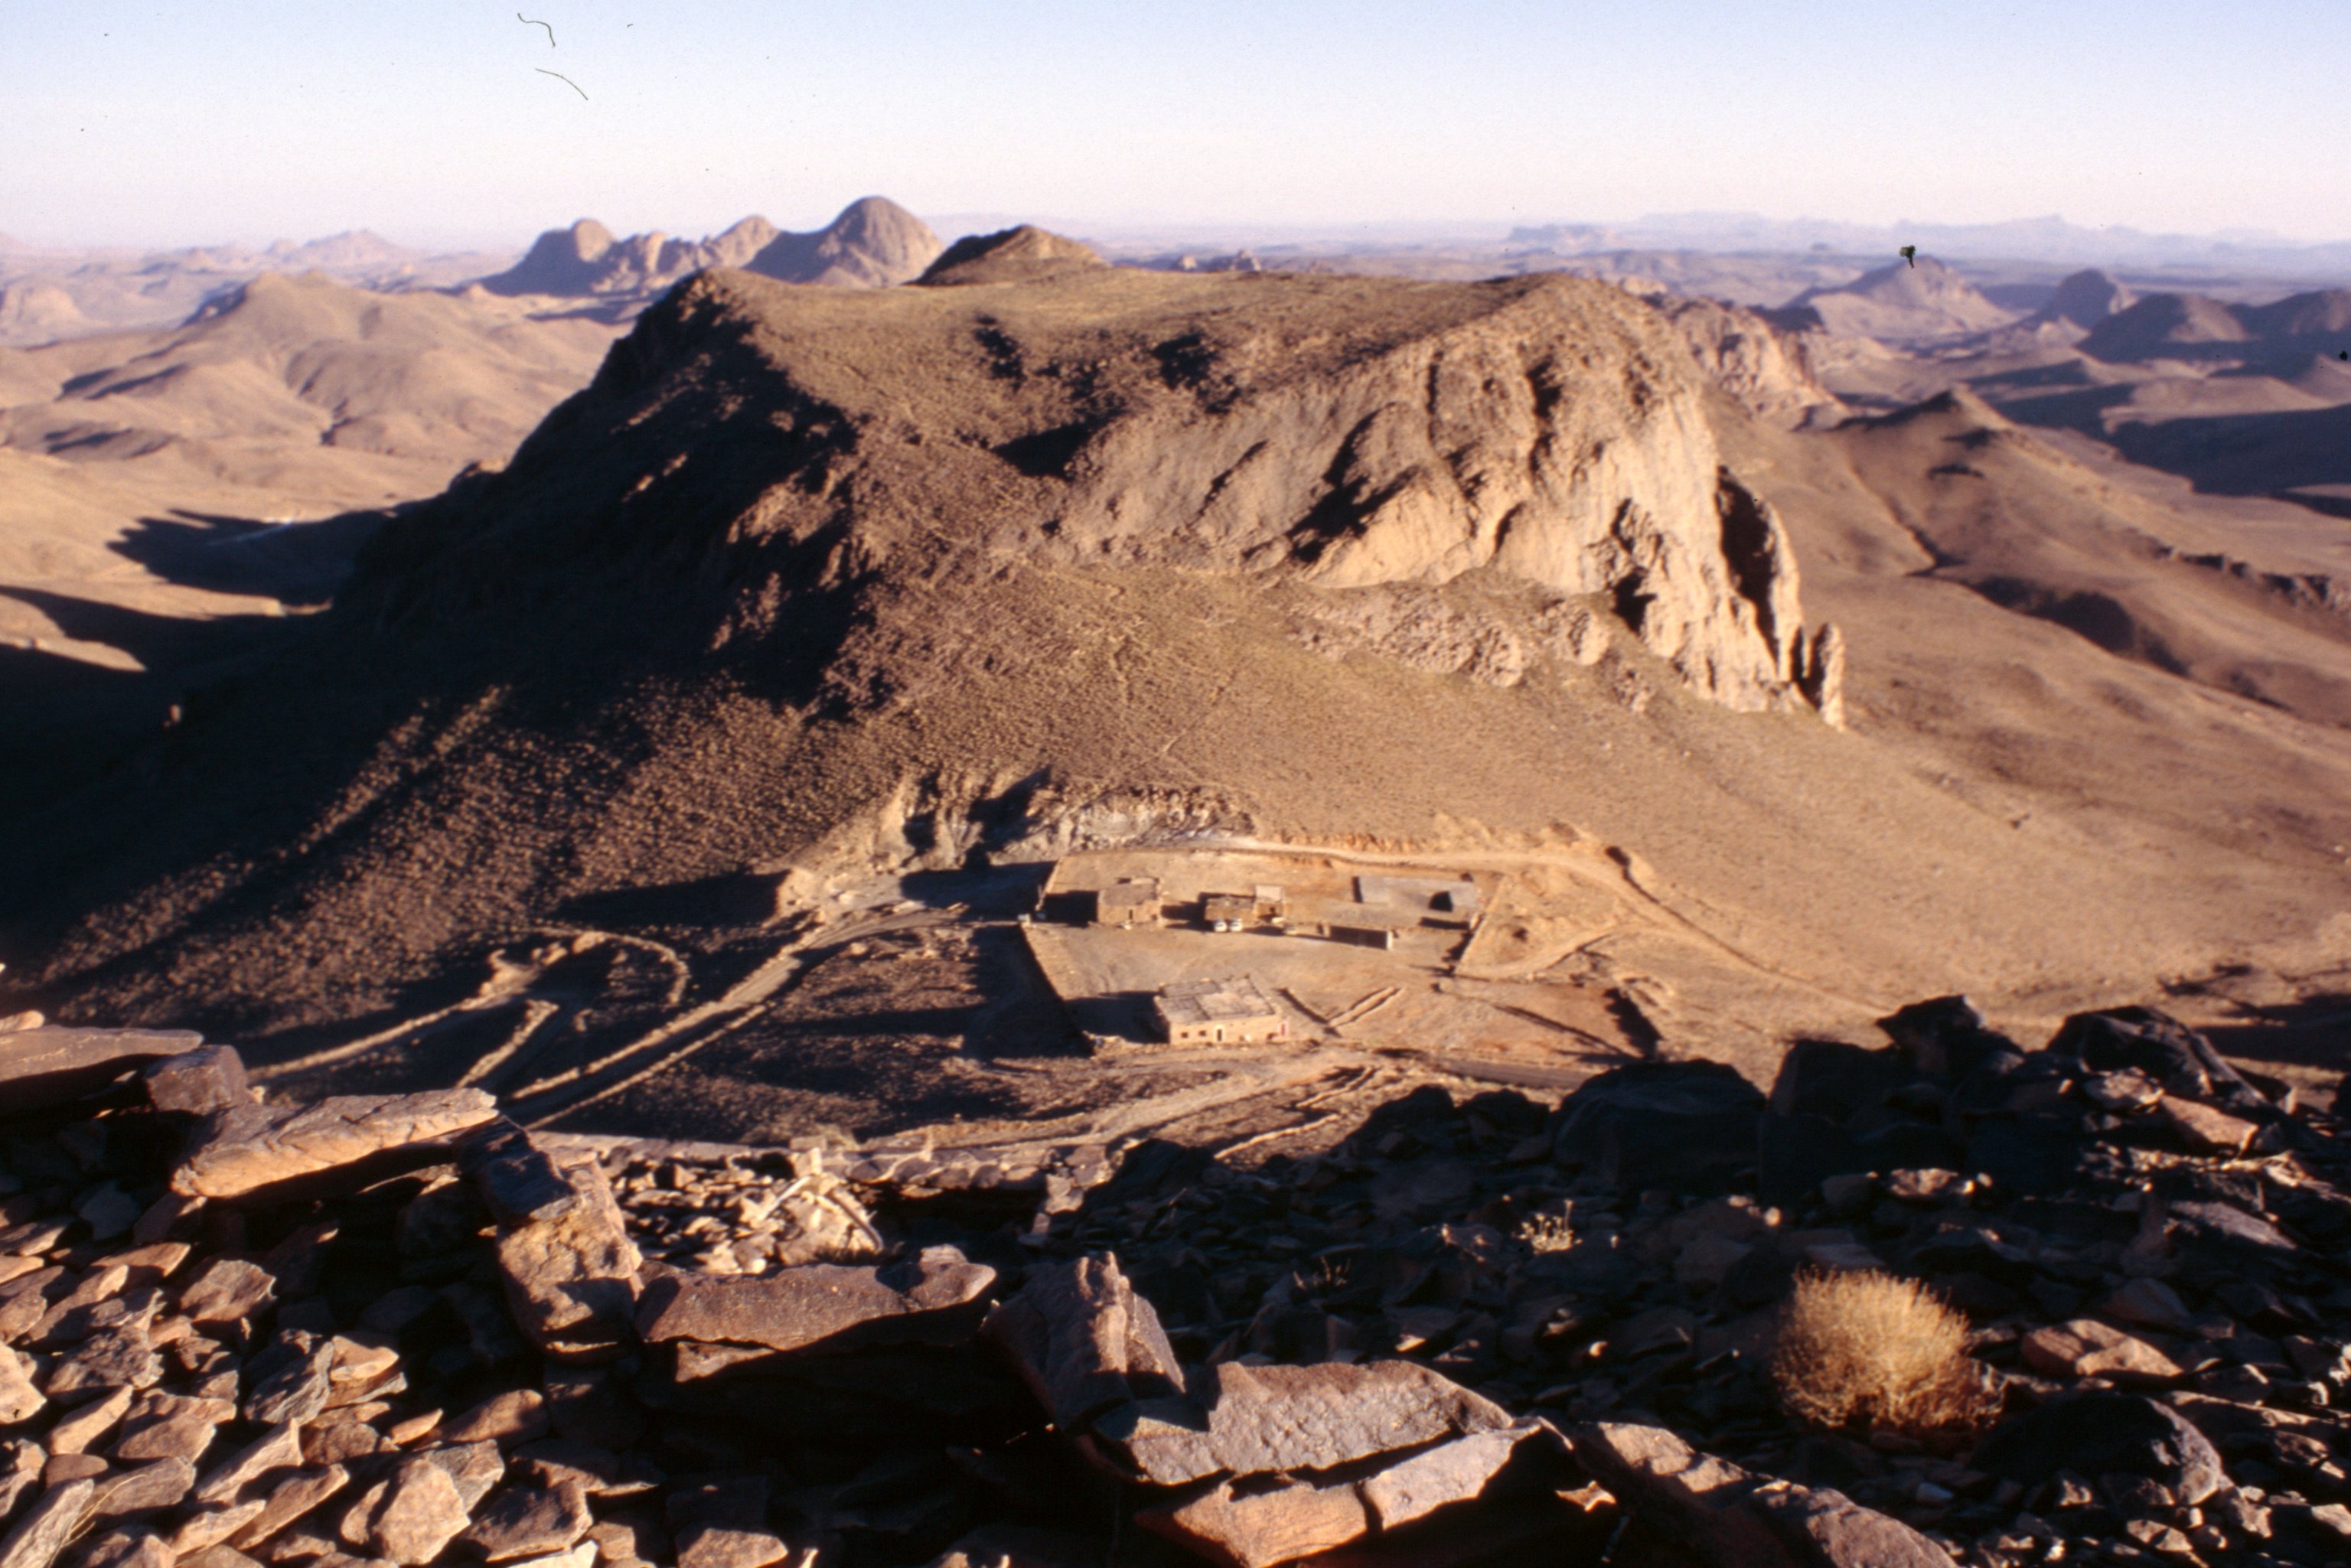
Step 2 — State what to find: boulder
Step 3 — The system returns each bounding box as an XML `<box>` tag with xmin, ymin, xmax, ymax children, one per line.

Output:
<box><xmin>0</xmin><ymin>1478</ymin><xmax>96</xmax><ymax>1568</ymax></box>
<box><xmin>1971</xmin><ymin>1392</ymin><xmax>2226</xmax><ymax>1506</ymax></box>
<box><xmin>2020</xmin><ymin>1319</ymin><xmax>2184</xmax><ymax>1383</ymax></box>
<box><xmin>667</xmin><ymin>1478</ymin><xmax>790</xmax><ymax>1568</ymax></box>
<box><xmin>172</xmin><ymin>1090</ymin><xmax>497</xmax><ymax>1201</ymax></box>
<box><xmin>1748</xmin><ymin>1478</ymin><xmax>1959</xmax><ymax>1568</ymax></box>
<box><xmin>1875</xmin><ymin>996</ymin><xmax>2022</xmax><ymax>1079</ymax></box>
<box><xmin>983</xmin><ymin>1253</ymin><xmax>1184</xmax><ymax>1427</ymax></box>
<box><xmin>636</xmin><ymin>1247</ymin><xmax>993</xmax><ymax>1356</ymax></box>
<box><xmin>1137</xmin><ymin>1474</ymin><xmax>1370</xmax><ymax>1568</ymax></box>
<box><xmin>494</xmin><ymin>1153</ymin><xmax>643</xmax><ymax>1363</ymax></box>
<box><xmin>1565</xmin><ymin>1423</ymin><xmax>1799</xmax><ymax>1566</ymax></box>
<box><xmin>141</xmin><ymin>1046</ymin><xmax>251</xmax><ymax>1116</ymax></box>
<box><xmin>1569</xmin><ymin>1423</ymin><xmax>1954</xmax><ymax>1566</ymax></box>
<box><xmin>370</xmin><ymin>1457</ymin><xmax>474</xmax><ymax>1565</ymax></box>
<box><xmin>1093</xmin><ymin>1359</ymin><xmax>1513</xmax><ymax>1486</ymax></box>
<box><xmin>1551</xmin><ymin>1061</ymin><xmax>1765</xmax><ymax>1192</ymax></box>
<box><xmin>0</xmin><ymin>1028</ymin><xmax>201</xmax><ymax>1114</ymax></box>
<box><xmin>2046</xmin><ymin>1006</ymin><xmax>2268</xmax><ymax>1114</ymax></box>
<box><xmin>463</xmin><ymin>1123</ymin><xmax>582</xmax><ymax>1225</ymax></box>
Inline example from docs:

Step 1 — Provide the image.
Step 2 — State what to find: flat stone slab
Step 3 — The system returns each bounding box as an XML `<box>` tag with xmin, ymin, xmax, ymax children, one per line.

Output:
<box><xmin>0</xmin><ymin>1028</ymin><xmax>201</xmax><ymax>1115</ymax></box>
<box><xmin>636</xmin><ymin>1247</ymin><xmax>995</xmax><ymax>1355</ymax></box>
<box><xmin>172</xmin><ymin>1090</ymin><xmax>497</xmax><ymax>1200</ymax></box>
<box><xmin>1094</xmin><ymin>1360</ymin><xmax>1514</xmax><ymax>1487</ymax></box>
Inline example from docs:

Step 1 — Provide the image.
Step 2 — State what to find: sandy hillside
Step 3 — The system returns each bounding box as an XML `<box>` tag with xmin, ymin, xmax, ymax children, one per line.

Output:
<box><xmin>4</xmin><ymin>244</ymin><xmax>2349</xmax><ymax>1137</ymax></box>
<box><xmin>0</xmin><ymin>270</ymin><xmax>620</xmax><ymax>811</ymax></box>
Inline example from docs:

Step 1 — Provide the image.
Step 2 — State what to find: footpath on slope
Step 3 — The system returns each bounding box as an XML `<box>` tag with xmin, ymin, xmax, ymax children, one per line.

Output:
<box><xmin>0</xmin><ymin>994</ymin><xmax>2341</xmax><ymax>1566</ymax></box>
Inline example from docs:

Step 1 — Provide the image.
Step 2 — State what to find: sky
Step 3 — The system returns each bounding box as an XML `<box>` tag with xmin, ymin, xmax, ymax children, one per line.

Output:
<box><xmin>4</xmin><ymin>0</ymin><xmax>2347</xmax><ymax>250</ymax></box>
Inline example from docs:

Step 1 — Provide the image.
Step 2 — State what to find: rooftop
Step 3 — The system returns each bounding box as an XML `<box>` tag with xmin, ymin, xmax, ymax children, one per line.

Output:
<box><xmin>1155</xmin><ymin>976</ymin><xmax>1280</xmax><ymax>1027</ymax></box>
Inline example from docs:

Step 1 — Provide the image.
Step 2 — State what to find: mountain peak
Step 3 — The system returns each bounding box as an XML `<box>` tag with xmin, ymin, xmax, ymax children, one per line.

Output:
<box><xmin>918</xmin><ymin>226</ymin><xmax>1107</xmax><ymax>287</ymax></box>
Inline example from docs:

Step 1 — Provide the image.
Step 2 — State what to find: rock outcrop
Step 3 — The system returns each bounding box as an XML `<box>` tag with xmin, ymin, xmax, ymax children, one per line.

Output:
<box><xmin>482</xmin><ymin>197</ymin><xmax>941</xmax><ymax>299</ymax></box>
<box><xmin>1655</xmin><ymin>294</ymin><xmax>1847</xmax><ymax>429</ymax></box>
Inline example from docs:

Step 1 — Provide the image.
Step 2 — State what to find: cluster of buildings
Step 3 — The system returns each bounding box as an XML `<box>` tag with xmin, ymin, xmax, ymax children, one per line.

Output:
<box><xmin>1080</xmin><ymin>871</ymin><xmax>1484</xmax><ymax>1045</ymax></box>
<box><xmin>1089</xmin><ymin>874</ymin><xmax>1479</xmax><ymax>951</ymax></box>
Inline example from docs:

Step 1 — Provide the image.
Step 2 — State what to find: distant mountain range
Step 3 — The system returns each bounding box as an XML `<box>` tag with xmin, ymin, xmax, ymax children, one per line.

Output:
<box><xmin>1507</xmin><ymin>212</ymin><xmax>2351</xmax><ymax>275</ymax></box>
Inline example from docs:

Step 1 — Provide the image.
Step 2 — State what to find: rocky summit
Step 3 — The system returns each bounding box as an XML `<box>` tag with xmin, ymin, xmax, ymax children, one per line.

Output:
<box><xmin>0</xmin><ymin>992</ymin><xmax>2341</xmax><ymax>1566</ymax></box>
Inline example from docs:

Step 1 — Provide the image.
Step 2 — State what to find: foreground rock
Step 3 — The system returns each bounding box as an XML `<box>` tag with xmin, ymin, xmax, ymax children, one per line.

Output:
<box><xmin>0</xmin><ymin>997</ymin><xmax>2341</xmax><ymax>1567</ymax></box>
<box><xmin>171</xmin><ymin>1088</ymin><xmax>498</xmax><ymax>1198</ymax></box>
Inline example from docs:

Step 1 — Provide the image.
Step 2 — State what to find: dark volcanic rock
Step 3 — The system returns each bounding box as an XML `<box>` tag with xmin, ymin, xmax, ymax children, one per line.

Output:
<box><xmin>0</xmin><ymin>1028</ymin><xmax>199</xmax><ymax>1113</ymax></box>
<box><xmin>1551</xmin><ymin>1061</ymin><xmax>1766</xmax><ymax>1191</ymax></box>
<box><xmin>1973</xmin><ymin>1391</ymin><xmax>2227</xmax><ymax>1506</ymax></box>
<box><xmin>139</xmin><ymin>1045</ymin><xmax>250</xmax><ymax>1115</ymax></box>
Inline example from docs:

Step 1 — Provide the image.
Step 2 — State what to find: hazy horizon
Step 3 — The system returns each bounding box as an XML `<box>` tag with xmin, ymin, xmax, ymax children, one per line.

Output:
<box><xmin>6</xmin><ymin>1</ymin><xmax>2348</xmax><ymax>253</ymax></box>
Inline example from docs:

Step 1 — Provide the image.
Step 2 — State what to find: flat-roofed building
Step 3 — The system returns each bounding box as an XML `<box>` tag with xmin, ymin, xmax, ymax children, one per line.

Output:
<box><xmin>1202</xmin><ymin>893</ymin><xmax>1256</xmax><ymax>930</ymax></box>
<box><xmin>1093</xmin><ymin>879</ymin><xmax>1162</xmax><ymax>928</ymax></box>
<box><xmin>1153</xmin><ymin>976</ymin><xmax>1287</xmax><ymax>1045</ymax></box>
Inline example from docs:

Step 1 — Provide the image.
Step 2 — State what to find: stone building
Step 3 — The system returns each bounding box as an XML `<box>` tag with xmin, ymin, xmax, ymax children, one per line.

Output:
<box><xmin>1093</xmin><ymin>879</ymin><xmax>1162</xmax><ymax>928</ymax></box>
<box><xmin>1152</xmin><ymin>976</ymin><xmax>1287</xmax><ymax>1045</ymax></box>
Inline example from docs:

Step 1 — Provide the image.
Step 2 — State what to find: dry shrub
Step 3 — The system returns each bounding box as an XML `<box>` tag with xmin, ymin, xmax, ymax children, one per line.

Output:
<box><xmin>1770</xmin><ymin>1269</ymin><xmax>1997</xmax><ymax>1441</ymax></box>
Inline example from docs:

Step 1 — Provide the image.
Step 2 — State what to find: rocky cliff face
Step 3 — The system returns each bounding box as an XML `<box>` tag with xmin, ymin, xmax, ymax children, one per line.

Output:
<box><xmin>864</xmin><ymin>263</ymin><xmax>1810</xmax><ymax>706</ymax></box>
<box><xmin>1653</xmin><ymin>295</ymin><xmax>1846</xmax><ymax>431</ymax></box>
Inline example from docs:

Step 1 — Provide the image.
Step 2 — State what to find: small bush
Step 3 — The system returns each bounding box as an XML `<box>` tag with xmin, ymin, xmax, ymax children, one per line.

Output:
<box><xmin>1770</xmin><ymin>1269</ymin><xmax>1996</xmax><ymax>1441</ymax></box>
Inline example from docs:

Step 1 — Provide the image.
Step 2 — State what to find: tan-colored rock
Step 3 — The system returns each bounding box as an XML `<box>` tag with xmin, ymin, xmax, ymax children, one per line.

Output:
<box><xmin>670</xmin><ymin>1476</ymin><xmax>789</xmax><ymax>1568</ymax></box>
<box><xmin>0</xmin><ymin>1029</ymin><xmax>200</xmax><ymax>1115</ymax></box>
<box><xmin>1137</xmin><ymin>1474</ymin><xmax>1370</xmax><ymax>1568</ymax></box>
<box><xmin>494</xmin><ymin>1156</ymin><xmax>642</xmax><ymax>1363</ymax></box>
<box><xmin>174</xmin><ymin>1499</ymin><xmax>270</xmax><ymax>1555</ymax></box>
<box><xmin>116</xmin><ymin>1392</ymin><xmax>237</xmax><ymax>1463</ymax></box>
<box><xmin>40</xmin><ymin>1455</ymin><xmax>103</xmax><ymax>1488</ymax></box>
<box><xmin>635</xmin><ymin>1247</ymin><xmax>993</xmax><ymax>1355</ymax></box>
<box><xmin>370</xmin><ymin>1458</ymin><xmax>474</xmax><ymax>1565</ymax></box>
<box><xmin>444</xmin><ymin>1388</ymin><xmax>550</xmax><ymax>1446</ymax></box>
<box><xmin>47</xmin><ymin>1322</ymin><xmax>163</xmax><ymax>1397</ymax></box>
<box><xmin>1568</xmin><ymin>1423</ymin><xmax>1800</xmax><ymax>1566</ymax></box>
<box><xmin>1094</xmin><ymin>1360</ymin><xmax>1514</xmax><ymax>1487</ymax></box>
<box><xmin>143</xmin><ymin>1046</ymin><xmax>252</xmax><ymax>1116</ymax></box>
<box><xmin>47</xmin><ymin>1385</ymin><xmax>129</xmax><ymax>1454</ymax></box>
<box><xmin>1357</xmin><ymin>1422</ymin><xmax>1549</xmax><ymax>1530</ymax></box>
<box><xmin>178</xmin><ymin>1259</ymin><xmax>278</xmax><ymax>1323</ymax></box>
<box><xmin>2154</xmin><ymin>1095</ymin><xmax>2258</xmax><ymax>1155</ymax></box>
<box><xmin>229</xmin><ymin>1463</ymin><xmax>350</xmax><ymax>1550</ymax></box>
<box><xmin>412</xmin><ymin>1439</ymin><xmax>505</xmax><ymax>1510</ymax></box>
<box><xmin>983</xmin><ymin>1253</ymin><xmax>1183</xmax><ymax>1427</ymax></box>
<box><xmin>502</xmin><ymin>1547</ymin><xmax>596</xmax><ymax>1568</ymax></box>
<box><xmin>2021</xmin><ymin>1319</ymin><xmax>2184</xmax><ymax>1383</ymax></box>
<box><xmin>0</xmin><ymin>1346</ymin><xmax>41</xmax><ymax>1424</ymax></box>
<box><xmin>194</xmin><ymin>1422</ymin><xmax>303</xmax><ymax>1504</ymax></box>
<box><xmin>461</xmin><ymin>1478</ymin><xmax>595</xmax><ymax>1561</ymax></box>
<box><xmin>73</xmin><ymin>1528</ymin><xmax>171</xmax><ymax>1568</ymax></box>
<box><xmin>172</xmin><ymin>1090</ymin><xmax>497</xmax><ymax>1201</ymax></box>
<box><xmin>90</xmin><ymin>1456</ymin><xmax>196</xmax><ymax>1519</ymax></box>
<box><xmin>0</xmin><ymin>1478</ymin><xmax>95</xmax><ymax>1568</ymax></box>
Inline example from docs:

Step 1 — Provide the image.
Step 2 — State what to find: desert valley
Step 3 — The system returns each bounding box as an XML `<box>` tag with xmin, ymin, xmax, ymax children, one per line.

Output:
<box><xmin>6</xmin><ymin>121</ymin><xmax>2351</xmax><ymax>1568</ymax></box>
